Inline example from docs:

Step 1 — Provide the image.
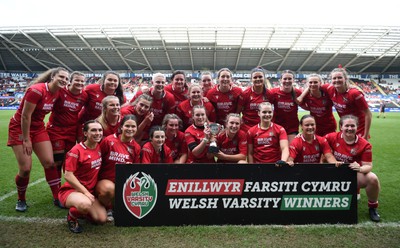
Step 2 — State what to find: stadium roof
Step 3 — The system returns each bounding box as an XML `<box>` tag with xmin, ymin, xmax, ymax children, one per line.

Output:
<box><xmin>1</xmin><ymin>25</ymin><xmax>400</xmax><ymax>75</ymax></box>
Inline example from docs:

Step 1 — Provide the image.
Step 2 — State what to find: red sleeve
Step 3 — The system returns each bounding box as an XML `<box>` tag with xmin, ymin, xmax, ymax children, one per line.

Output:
<box><xmin>121</xmin><ymin>105</ymin><xmax>134</xmax><ymax>116</ymax></box>
<box><xmin>289</xmin><ymin>137</ymin><xmax>301</xmax><ymax>159</ymax></box>
<box><xmin>324</xmin><ymin>132</ymin><xmax>336</xmax><ymax>149</ymax></box>
<box><xmin>361</xmin><ymin>142</ymin><xmax>373</xmax><ymax>163</ymax></box>
<box><xmin>164</xmin><ymin>146</ymin><xmax>174</xmax><ymax>163</ymax></box>
<box><xmin>247</xmin><ymin>127</ymin><xmax>255</xmax><ymax>145</ymax></box>
<box><xmin>238</xmin><ymin>131</ymin><xmax>248</xmax><ymax>155</ymax></box>
<box><xmin>278</xmin><ymin>125</ymin><xmax>288</xmax><ymax>141</ymax></box>
<box><xmin>99</xmin><ymin>138</ymin><xmax>111</xmax><ymax>161</ymax></box>
<box><xmin>141</xmin><ymin>143</ymin><xmax>153</xmax><ymax>164</ymax></box>
<box><xmin>133</xmin><ymin>142</ymin><xmax>141</xmax><ymax>163</ymax></box>
<box><xmin>130</xmin><ymin>90</ymin><xmax>143</xmax><ymax>104</ymax></box>
<box><xmin>25</xmin><ymin>86</ymin><xmax>44</xmax><ymax>105</ymax></box>
<box><xmin>351</xmin><ymin>89</ymin><xmax>369</xmax><ymax>111</ymax></box>
<box><xmin>185</xmin><ymin>129</ymin><xmax>197</xmax><ymax>145</ymax></box>
<box><xmin>318</xmin><ymin>136</ymin><xmax>333</xmax><ymax>155</ymax></box>
<box><xmin>65</xmin><ymin>147</ymin><xmax>80</xmax><ymax>172</ymax></box>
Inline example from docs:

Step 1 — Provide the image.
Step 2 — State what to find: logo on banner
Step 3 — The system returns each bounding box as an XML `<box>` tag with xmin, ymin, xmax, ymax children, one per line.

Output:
<box><xmin>122</xmin><ymin>172</ymin><xmax>157</xmax><ymax>219</ymax></box>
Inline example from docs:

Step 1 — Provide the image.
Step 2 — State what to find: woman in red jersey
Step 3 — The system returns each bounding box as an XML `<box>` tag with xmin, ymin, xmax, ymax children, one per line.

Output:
<box><xmin>59</xmin><ymin>120</ymin><xmax>106</xmax><ymax>233</ymax></box>
<box><xmin>46</xmin><ymin>71</ymin><xmax>88</xmax><ymax>208</ymax></box>
<box><xmin>96</xmin><ymin>115</ymin><xmax>141</xmax><ymax>221</ymax></box>
<box><xmin>184</xmin><ymin>105</ymin><xmax>215</xmax><ymax>163</ymax></box>
<box><xmin>237</xmin><ymin>67</ymin><xmax>271</xmax><ymax>131</ymax></box>
<box><xmin>141</xmin><ymin>126</ymin><xmax>173</xmax><ymax>164</ymax></box>
<box><xmin>287</xmin><ymin>115</ymin><xmax>339</xmax><ymax>165</ymax></box>
<box><xmin>211</xmin><ymin>113</ymin><xmax>247</xmax><ymax>163</ymax></box>
<box><xmin>269</xmin><ymin>70</ymin><xmax>302</xmax><ymax>143</ymax></box>
<box><xmin>129</xmin><ymin>73</ymin><xmax>175</xmax><ymax>127</ymax></box>
<box><xmin>164</xmin><ymin>70</ymin><xmax>189</xmax><ymax>108</ymax></box>
<box><xmin>297</xmin><ymin>74</ymin><xmax>337</xmax><ymax>136</ymax></box>
<box><xmin>78</xmin><ymin>71</ymin><xmax>125</xmax><ymax>139</ymax></box>
<box><xmin>199</xmin><ymin>71</ymin><xmax>215</xmax><ymax>97</ymax></box>
<box><xmin>322</xmin><ymin>68</ymin><xmax>372</xmax><ymax>140</ymax></box>
<box><xmin>96</xmin><ymin>96</ymin><xmax>121</xmax><ymax>138</ymax></box>
<box><xmin>8</xmin><ymin>67</ymin><xmax>69</xmax><ymax>212</ymax></box>
<box><xmin>176</xmin><ymin>83</ymin><xmax>216</xmax><ymax>130</ymax></box>
<box><xmin>247</xmin><ymin>102</ymin><xmax>289</xmax><ymax>165</ymax></box>
<box><xmin>121</xmin><ymin>94</ymin><xmax>154</xmax><ymax>144</ymax></box>
<box><xmin>162</xmin><ymin>114</ymin><xmax>188</xmax><ymax>164</ymax></box>
<box><xmin>325</xmin><ymin>115</ymin><xmax>381</xmax><ymax>222</ymax></box>
<box><xmin>206</xmin><ymin>68</ymin><xmax>242</xmax><ymax>125</ymax></box>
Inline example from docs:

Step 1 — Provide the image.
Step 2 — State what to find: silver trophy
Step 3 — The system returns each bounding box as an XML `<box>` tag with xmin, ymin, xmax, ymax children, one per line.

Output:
<box><xmin>208</xmin><ymin>123</ymin><xmax>222</xmax><ymax>153</ymax></box>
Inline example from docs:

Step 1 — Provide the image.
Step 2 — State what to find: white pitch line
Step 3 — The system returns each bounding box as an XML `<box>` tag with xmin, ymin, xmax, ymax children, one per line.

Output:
<box><xmin>0</xmin><ymin>177</ymin><xmax>46</xmax><ymax>202</ymax></box>
<box><xmin>0</xmin><ymin>216</ymin><xmax>64</xmax><ymax>225</ymax></box>
<box><xmin>0</xmin><ymin>215</ymin><xmax>399</xmax><ymax>228</ymax></box>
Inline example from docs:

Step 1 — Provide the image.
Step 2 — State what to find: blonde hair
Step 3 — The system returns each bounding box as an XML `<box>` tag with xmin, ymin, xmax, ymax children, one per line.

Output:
<box><xmin>96</xmin><ymin>95</ymin><xmax>120</xmax><ymax>132</ymax></box>
<box><xmin>29</xmin><ymin>67</ymin><xmax>68</xmax><ymax>87</ymax></box>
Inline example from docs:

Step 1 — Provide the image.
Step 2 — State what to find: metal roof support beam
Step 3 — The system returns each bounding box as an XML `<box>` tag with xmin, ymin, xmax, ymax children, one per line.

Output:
<box><xmin>257</xmin><ymin>28</ymin><xmax>275</xmax><ymax>67</ymax></box>
<box><xmin>318</xmin><ymin>28</ymin><xmax>363</xmax><ymax>73</ymax></box>
<box><xmin>277</xmin><ymin>28</ymin><xmax>303</xmax><ymax>72</ymax></box>
<box><xmin>102</xmin><ymin>29</ymin><xmax>133</xmax><ymax>71</ymax></box>
<box><xmin>73</xmin><ymin>29</ymin><xmax>112</xmax><ymax>71</ymax></box>
<box><xmin>19</xmin><ymin>30</ymin><xmax>72</xmax><ymax>71</ymax></box>
<box><xmin>129</xmin><ymin>28</ymin><xmax>153</xmax><ymax>71</ymax></box>
<box><xmin>359</xmin><ymin>41</ymin><xmax>400</xmax><ymax>73</ymax></box>
<box><xmin>124</xmin><ymin>58</ymin><xmax>149</xmax><ymax>67</ymax></box>
<box><xmin>158</xmin><ymin>29</ymin><xmax>174</xmax><ymax>71</ymax></box>
<box><xmin>187</xmin><ymin>29</ymin><xmax>194</xmax><ymax>72</ymax></box>
<box><xmin>0</xmin><ymin>34</ymin><xmax>49</xmax><ymax>70</ymax></box>
<box><xmin>46</xmin><ymin>29</ymin><xmax>93</xmax><ymax>72</ymax></box>
<box><xmin>0</xmin><ymin>53</ymin><xmax>7</xmax><ymax>71</ymax></box>
<box><xmin>1</xmin><ymin>41</ymin><xmax>32</xmax><ymax>71</ymax></box>
<box><xmin>345</xmin><ymin>29</ymin><xmax>391</xmax><ymax>70</ymax></box>
<box><xmin>297</xmin><ymin>28</ymin><xmax>333</xmax><ymax>72</ymax></box>
<box><xmin>261</xmin><ymin>58</ymin><xmax>285</xmax><ymax>67</ymax></box>
<box><xmin>234</xmin><ymin>28</ymin><xmax>246</xmax><ymax>71</ymax></box>
<box><xmin>382</xmin><ymin>50</ymin><xmax>400</xmax><ymax>73</ymax></box>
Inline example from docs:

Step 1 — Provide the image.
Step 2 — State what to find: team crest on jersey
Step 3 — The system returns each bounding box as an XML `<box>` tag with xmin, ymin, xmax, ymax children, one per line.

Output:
<box><xmin>96</xmin><ymin>94</ymin><xmax>100</xmax><ymax>98</ymax></box>
<box><xmin>336</xmin><ymin>143</ymin><xmax>340</xmax><ymax>147</ymax></box>
<box><xmin>342</xmin><ymin>97</ymin><xmax>348</xmax><ymax>103</ymax></box>
<box><xmin>123</xmin><ymin>172</ymin><xmax>157</xmax><ymax>219</ymax></box>
<box><xmin>350</xmin><ymin>148</ymin><xmax>357</xmax><ymax>155</ymax></box>
<box><xmin>98</xmin><ymin>151</ymin><xmax>101</xmax><ymax>156</ymax></box>
<box><xmin>315</xmin><ymin>145</ymin><xmax>320</xmax><ymax>151</ymax></box>
<box><xmin>110</xmin><ymin>141</ymin><xmax>114</xmax><ymax>146</ymax></box>
<box><xmin>269</xmin><ymin>132</ymin><xmax>274</xmax><ymax>136</ymax></box>
<box><xmin>54</xmin><ymin>141</ymin><xmax>61</xmax><ymax>148</ymax></box>
<box><xmin>127</xmin><ymin>146</ymin><xmax>133</xmax><ymax>155</ymax></box>
<box><xmin>229</xmin><ymin>94</ymin><xmax>233</xmax><ymax>100</ymax></box>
